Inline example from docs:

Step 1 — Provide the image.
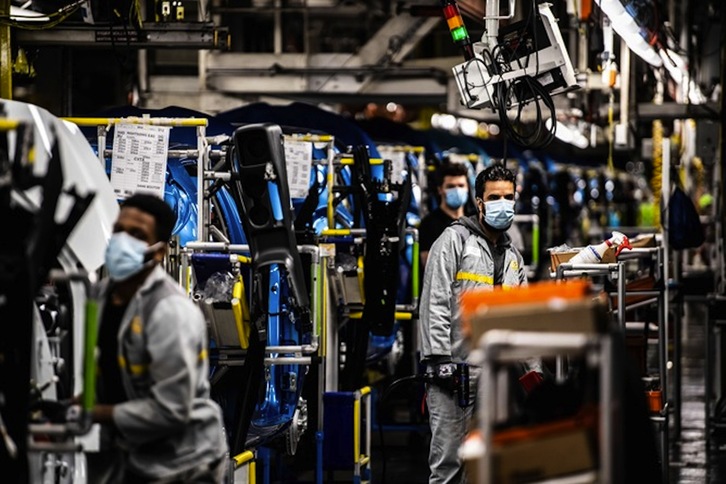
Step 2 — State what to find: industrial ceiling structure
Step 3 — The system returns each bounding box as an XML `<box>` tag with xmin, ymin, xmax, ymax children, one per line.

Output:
<box><xmin>3</xmin><ymin>0</ymin><xmax>721</xmax><ymax>124</ymax></box>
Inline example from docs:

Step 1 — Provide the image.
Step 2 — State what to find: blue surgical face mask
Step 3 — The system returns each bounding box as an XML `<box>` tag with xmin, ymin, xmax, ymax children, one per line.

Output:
<box><xmin>105</xmin><ymin>232</ymin><xmax>160</xmax><ymax>281</ymax></box>
<box><xmin>482</xmin><ymin>198</ymin><xmax>515</xmax><ymax>230</ymax></box>
<box><xmin>444</xmin><ymin>187</ymin><xmax>468</xmax><ymax>209</ymax></box>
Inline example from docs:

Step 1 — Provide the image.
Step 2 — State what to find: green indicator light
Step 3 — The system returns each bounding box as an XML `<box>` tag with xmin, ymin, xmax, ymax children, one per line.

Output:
<box><xmin>451</xmin><ymin>26</ymin><xmax>468</xmax><ymax>42</ymax></box>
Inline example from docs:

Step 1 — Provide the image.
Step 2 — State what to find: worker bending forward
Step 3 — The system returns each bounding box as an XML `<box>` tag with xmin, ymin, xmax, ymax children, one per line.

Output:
<box><xmin>419</xmin><ymin>164</ymin><xmax>528</xmax><ymax>484</ymax></box>
<box><xmin>91</xmin><ymin>194</ymin><xmax>227</xmax><ymax>483</ymax></box>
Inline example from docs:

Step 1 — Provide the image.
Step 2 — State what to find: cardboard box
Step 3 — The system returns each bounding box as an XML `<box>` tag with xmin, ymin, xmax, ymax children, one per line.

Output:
<box><xmin>492</xmin><ymin>427</ymin><xmax>595</xmax><ymax>483</ymax></box>
<box><xmin>630</xmin><ymin>233</ymin><xmax>657</xmax><ymax>248</ymax></box>
<box><xmin>464</xmin><ymin>425</ymin><xmax>596</xmax><ymax>484</ymax></box>
<box><xmin>466</xmin><ymin>298</ymin><xmax>608</xmax><ymax>344</ymax></box>
<box><xmin>549</xmin><ymin>247</ymin><xmax>617</xmax><ymax>272</ymax></box>
<box><xmin>549</xmin><ymin>233</ymin><xmax>657</xmax><ymax>271</ymax></box>
<box><xmin>610</xmin><ymin>275</ymin><xmax>658</xmax><ymax>310</ymax></box>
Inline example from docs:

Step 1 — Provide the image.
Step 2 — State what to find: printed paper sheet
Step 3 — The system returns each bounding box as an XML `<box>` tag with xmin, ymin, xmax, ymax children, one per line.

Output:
<box><xmin>284</xmin><ymin>139</ymin><xmax>313</xmax><ymax>199</ymax></box>
<box><xmin>110</xmin><ymin>123</ymin><xmax>170</xmax><ymax>199</ymax></box>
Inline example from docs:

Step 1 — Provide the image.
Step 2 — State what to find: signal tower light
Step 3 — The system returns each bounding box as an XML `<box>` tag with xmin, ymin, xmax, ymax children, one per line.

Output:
<box><xmin>441</xmin><ymin>0</ymin><xmax>474</xmax><ymax>60</ymax></box>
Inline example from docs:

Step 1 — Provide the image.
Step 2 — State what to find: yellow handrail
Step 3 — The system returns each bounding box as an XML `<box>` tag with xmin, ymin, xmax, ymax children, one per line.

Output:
<box><xmin>354</xmin><ymin>386</ymin><xmax>371</xmax><ymax>467</ymax></box>
<box><xmin>347</xmin><ymin>311</ymin><xmax>413</xmax><ymax>321</ymax></box>
<box><xmin>231</xmin><ymin>277</ymin><xmax>251</xmax><ymax>349</ymax></box>
<box><xmin>62</xmin><ymin>117</ymin><xmax>208</xmax><ymax>127</ymax></box>
<box><xmin>0</xmin><ymin>119</ymin><xmax>20</xmax><ymax>130</ymax></box>
<box><xmin>284</xmin><ymin>134</ymin><xmax>333</xmax><ymax>142</ymax></box>
<box><xmin>233</xmin><ymin>450</ymin><xmax>254</xmax><ymax>467</ymax></box>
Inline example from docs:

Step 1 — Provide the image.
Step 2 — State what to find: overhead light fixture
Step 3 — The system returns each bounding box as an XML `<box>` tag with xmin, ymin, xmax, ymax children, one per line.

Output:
<box><xmin>545</xmin><ymin>119</ymin><xmax>590</xmax><ymax>149</ymax></box>
<box><xmin>458</xmin><ymin>118</ymin><xmax>479</xmax><ymax>137</ymax></box>
<box><xmin>594</xmin><ymin>0</ymin><xmax>662</xmax><ymax>68</ymax></box>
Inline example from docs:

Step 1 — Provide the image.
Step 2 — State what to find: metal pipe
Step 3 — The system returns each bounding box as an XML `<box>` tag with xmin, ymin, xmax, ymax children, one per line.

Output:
<box><xmin>27</xmin><ymin>441</ymin><xmax>82</xmax><ymax>453</ymax></box>
<box><xmin>298</xmin><ymin>244</ymin><xmax>321</xmax><ymax>264</ymax></box>
<box><xmin>619</xmin><ymin>35</ymin><xmax>631</xmax><ymax>128</ymax></box>
<box><xmin>617</xmin><ymin>247</ymin><xmax>661</xmax><ymax>259</ymax></box>
<box><xmin>138</xmin><ymin>48</ymin><xmax>148</xmax><ymax>94</ymax></box>
<box><xmin>0</xmin><ymin>0</ymin><xmax>11</xmax><ymax>99</ymax></box>
<box><xmin>617</xmin><ymin>262</ymin><xmax>626</xmax><ymax>329</ymax></box>
<box><xmin>324</xmin><ymin>256</ymin><xmax>338</xmax><ymax>391</ymax></box>
<box><xmin>326</xmin><ymin>149</ymin><xmax>335</xmax><ymax>229</ymax></box>
<box><xmin>266</xmin><ymin>344</ymin><xmax>317</xmax><ymax>354</ymax></box>
<box><xmin>207</xmin><ymin>65</ymin><xmax>448</xmax><ymax>81</ymax></box>
<box><xmin>97</xmin><ymin>126</ymin><xmax>107</xmax><ymax>166</ymax></box>
<box><xmin>265</xmin><ymin>356</ymin><xmax>311</xmax><ymax>365</ymax></box>
<box><xmin>299</xmin><ymin>245</ymin><xmax>323</xmax><ymax>351</ymax></box>
<box><xmin>103</xmin><ymin>148</ymin><xmax>201</xmax><ymax>159</ymax></box>
<box><xmin>210</xmin><ymin>225</ymin><xmax>230</xmax><ymax>244</ymax></box>
<box><xmin>199</xmin><ymin>126</ymin><xmax>208</xmax><ymax>243</ymax></box>
<box><xmin>205</xmin><ymin>171</ymin><xmax>231</xmax><ymax>181</ymax></box>
<box><xmin>273</xmin><ymin>0</ymin><xmax>282</xmax><ymax>54</ymax></box>
<box><xmin>27</xmin><ymin>424</ymin><xmax>74</xmax><ymax>436</ymax></box>
<box><xmin>412</xmin><ymin>230</ymin><xmax>420</xmax><ymax>302</ymax></box>
<box><xmin>661</xmin><ymin>137</ymin><xmax>671</xmax><ymax>424</ymax></box>
<box><xmin>187</xmin><ymin>242</ymin><xmax>251</xmax><ymax>252</ymax></box>
<box><xmin>181</xmin><ymin>250</ymin><xmax>190</xmax><ymax>293</ymax></box>
<box><xmin>600</xmin><ymin>335</ymin><xmax>616</xmax><ymax>482</ymax></box>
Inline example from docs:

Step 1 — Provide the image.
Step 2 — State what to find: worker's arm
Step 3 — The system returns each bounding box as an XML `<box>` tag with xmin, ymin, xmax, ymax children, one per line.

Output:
<box><xmin>112</xmin><ymin>295</ymin><xmax>206</xmax><ymax>445</ymax></box>
<box><xmin>418</xmin><ymin>228</ymin><xmax>462</xmax><ymax>361</ymax></box>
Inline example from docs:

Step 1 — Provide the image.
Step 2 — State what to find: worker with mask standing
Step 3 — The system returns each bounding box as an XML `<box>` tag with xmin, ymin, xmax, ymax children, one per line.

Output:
<box><xmin>419</xmin><ymin>162</ymin><xmax>471</xmax><ymax>268</ymax></box>
<box><xmin>90</xmin><ymin>193</ymin><xmax>227</xmax><ymax>483</ymax></box>
<box><xmin>419</xmin><ymin>164</ymin><xmax>530</xmax><ymax>484</ymax></box>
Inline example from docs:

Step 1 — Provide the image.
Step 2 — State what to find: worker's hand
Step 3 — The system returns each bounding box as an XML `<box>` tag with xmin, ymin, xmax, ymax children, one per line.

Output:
<box><xmin>427</xmin><ymin>362</ymin><xmax>458</xmax><ymax>394</ymax></box>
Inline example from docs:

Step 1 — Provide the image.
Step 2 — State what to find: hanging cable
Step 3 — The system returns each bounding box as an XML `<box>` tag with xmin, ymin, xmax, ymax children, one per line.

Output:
<box><xmin>491</xmin><ymin>0</ymin><xmax>557</xmax><ymax>149</ymax></box>
<box><xmin>494</xmin><ymin>74</ymin><xmax>557</xmax><ymax>149</ymax></box>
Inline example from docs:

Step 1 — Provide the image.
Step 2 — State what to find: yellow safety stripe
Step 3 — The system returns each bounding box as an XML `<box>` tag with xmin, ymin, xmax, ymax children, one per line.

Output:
<box><xmin>130</xmin><ymin>316</ymin><xmax>143</xmax><ymax>334</ymax></box>
<box><xmin>456</xmin><ymin>272</ymin><xmax>493</xmax><ymax>285</ymax></box>
<box><xmin>117</xmin><ymin>356</ymin><xmax>148</xmax><ymax>376</ymax></box>
<box><xmin>119</xmin><ymin>350</ymin><xmax>206</xmax><ymax>375</ymax></box>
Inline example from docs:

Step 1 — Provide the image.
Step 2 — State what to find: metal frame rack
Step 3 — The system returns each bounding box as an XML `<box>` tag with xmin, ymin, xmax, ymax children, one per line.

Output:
<box><xmin>318</xmin><ymin>226</ymin><xmax>421</xmax><ymax>377</ymax></box>
<box><xmin>174</xmin><ymin>128</ymin><xmax>333</xmax><ymax>481</ymax></box>
<box><xmin>513</xmin><ymin>213</ymin><xmax>540</xmax><ymax>279</ymax></box>
<box><xmin>376</xmin><ymin>143</ymin><xmax>428</xmax><ymax>196</ymax></box>
<box><xmin>472</xmin><ymin>329</ymin><xmax>623</xmax><ymax>484</ymax></box>
<box><xmin>553</xmin><ymin>246</ymin><xmax>671</xmax><ymax>481</ymax></box>
<box><xmin>181</xmin><ymin>241</ymin><xmax>326</xmax><ymax>479</ymax></box>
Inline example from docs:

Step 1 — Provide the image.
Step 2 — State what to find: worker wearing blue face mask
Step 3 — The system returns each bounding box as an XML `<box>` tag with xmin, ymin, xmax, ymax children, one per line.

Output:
<box><xmin>420</xmin><ymin>164</ymin><xmax>534</xmax><ymax>484</ymax></box>
<box><xmin>89</xmin><ymin>193</ymin><xmax>227</xmax><ymax>484</ymax></box>
<box><xmin>419</xmin><ymin>162</ymin><xmax>471</xmax><ymax>268</ymax></box>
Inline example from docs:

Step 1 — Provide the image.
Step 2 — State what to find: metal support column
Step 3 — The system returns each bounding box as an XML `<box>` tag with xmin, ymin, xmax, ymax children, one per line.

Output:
<box><xmin>0</xmin><ymin>0</ymin><xmax>11</xmax><ymax>99</ymax></box>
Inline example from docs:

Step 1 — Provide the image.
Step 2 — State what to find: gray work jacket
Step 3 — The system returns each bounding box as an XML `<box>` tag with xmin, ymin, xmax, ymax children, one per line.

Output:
<box><xmin>94</xmin><ymin>266</ymin><xmax>227</xmax><ymax>479</ymax></box>
<box><xmin>419</xmin><ymin>216</ymin><xmax>527</xmax><ymax>364</ymax></box>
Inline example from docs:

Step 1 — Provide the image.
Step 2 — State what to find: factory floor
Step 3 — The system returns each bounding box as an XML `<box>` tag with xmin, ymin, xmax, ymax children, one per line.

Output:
<box><xmin>365</xmin><ymin>298</ymin><xmax>726</xmax><ymax>484</ymax></box>
<box><xmin>668</xmin><ymin>299</ymin><xmax>726</xmax><ymax>483</ymax></box>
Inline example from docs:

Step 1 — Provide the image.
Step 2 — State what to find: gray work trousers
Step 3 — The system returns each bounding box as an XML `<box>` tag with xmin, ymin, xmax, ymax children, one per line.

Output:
<box><xmin>426</xmin><ymin>382</ymin><xmax>474</xmax><ymax>484</ymax></box>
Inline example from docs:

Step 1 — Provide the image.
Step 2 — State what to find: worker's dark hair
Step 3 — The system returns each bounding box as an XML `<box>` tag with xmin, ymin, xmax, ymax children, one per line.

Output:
<box><xmin>120</xmin><ymin>193</ymin><xmax>176</xmax><ymax>243</ymax></box>
<box><xmin>475</xmin><ymin>163</ymin><xmax>516</xmax><ymax>198</ymax></box>
<box><xmin>437</xmin><ymin>162</ymin><xmax>469</xmax><ymax>187</ymax></box>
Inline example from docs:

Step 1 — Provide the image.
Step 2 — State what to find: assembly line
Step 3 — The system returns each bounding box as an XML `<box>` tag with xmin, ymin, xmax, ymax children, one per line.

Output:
<box><xmin>1</xmin><ymin>0</ymin><xmax>724</xmax><ymax>483</ymax></box>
